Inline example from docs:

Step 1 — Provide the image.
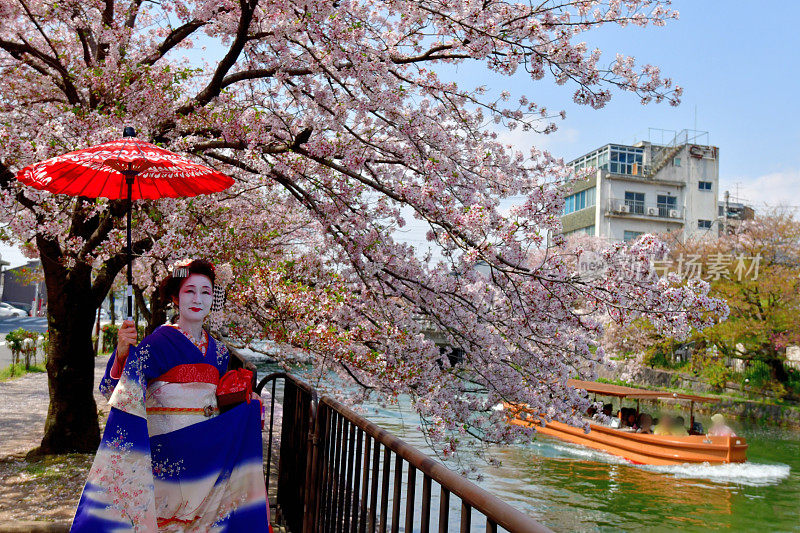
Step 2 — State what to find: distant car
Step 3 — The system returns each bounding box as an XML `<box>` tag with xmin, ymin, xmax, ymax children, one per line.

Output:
<box><xmin>0</xmin><ymin>302</ymin><xmax>27</xmax><ymax>318</ymax></box>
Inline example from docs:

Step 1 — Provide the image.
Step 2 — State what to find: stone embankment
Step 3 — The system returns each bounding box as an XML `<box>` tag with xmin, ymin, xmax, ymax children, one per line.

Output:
<box><xmin>598</xmin><ymin>365</ymin><xmax>800</xmax><ymax>428</ymax></box>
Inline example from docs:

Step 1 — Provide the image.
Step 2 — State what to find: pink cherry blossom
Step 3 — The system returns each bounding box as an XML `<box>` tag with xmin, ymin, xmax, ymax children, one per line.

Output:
<box><xmin>0</xmin><ymin>0</ymin><xmax>723</xmax><ymax>454</ymax></box>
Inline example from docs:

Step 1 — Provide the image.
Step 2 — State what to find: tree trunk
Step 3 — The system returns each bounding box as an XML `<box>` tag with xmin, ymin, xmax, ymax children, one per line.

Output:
<box><xmin>110</xmin><ymin>290</ymin><xmax>116</xmax><ymax>325</ymax></box>
<box><xmin>144</xmin><ymin>288</ymin><xmax>168</xmax><ymax>337</ymax></box>
<box><xmin>33</xmin><ymin>262</ymin><xmax>101</xmax><ymax>455</ymax></box>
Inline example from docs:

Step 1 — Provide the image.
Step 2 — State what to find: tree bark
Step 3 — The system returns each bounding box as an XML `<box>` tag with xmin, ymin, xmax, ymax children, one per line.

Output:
<box><xmin>144</xmin><ymin>287</ymin><xmax>168</xmax><ymax>337</ymax></box>
<box><xmin>762</xmin><ymin>346</ymin><xmax>789</xmax><ymax>383</ymax></box>
<box><xmin>33</xmin><ymin>260</ymin><xmax>101</xmax><ymax>455</ymax></box>
<box><xmin>110</xmin><ymin>290</ymin><xmax>116</xmax><ymax>325</ymax></box>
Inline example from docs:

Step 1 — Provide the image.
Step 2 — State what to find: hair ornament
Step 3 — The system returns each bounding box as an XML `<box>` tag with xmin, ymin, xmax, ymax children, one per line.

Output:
<box><xmin>170</xmin><ymin>258</ymin><xmax>193</xmax><ymax>279</ymax></box>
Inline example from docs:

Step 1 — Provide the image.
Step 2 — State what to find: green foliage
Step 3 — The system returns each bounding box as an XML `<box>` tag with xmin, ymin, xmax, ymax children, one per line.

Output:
<box><xmin>101</xmin><ymin>324</ymin><xmax>119</xmax><ymax>353</ymax></box>
<box><xmin>786</xmin><ymin>368</ymin><xmax>800</xmax><ymax>397</ymax></box>
<box><xmin>0</xmin><ymin>362</ymin><xmax>46</xmax><ymax>381</ymax></box>
<box><xmin>5</xmin><ymin>327</ymin><xmax>38</xmax><ymax>352</ymax></box>
<box><xmin>743</xmin><ymin>360</ymin><xmax>772</xmax><ymax>386</ymax></box>
<box><xmin>739</xmin><ymin>360</ymin><xmax>798</xmax><ymax>400</ymax></box>
<box><xmin>643</xmin><ymin>349</ymin><xmax>673</xmax><ymax>369</ymax></box>
<box><xmin>40</xmin><ymin>331</ymin><xmax>49</xmax><ymax>358</ymax></box>
<box><xmin>5</xmin><ymin>328</ymin><xmax>43</xmax><ymax>370</ymax></box>
<box><xmin>691</xmin><ymin>349</ymin><xmax>730</xmax><ymax>391</ymax></box>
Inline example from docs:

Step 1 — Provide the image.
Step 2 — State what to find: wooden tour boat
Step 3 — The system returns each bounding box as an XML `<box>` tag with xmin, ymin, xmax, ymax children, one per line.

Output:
<box><xmin>507</xmin><ymin>380</ymin><xmax>748</xmax><ymax>466</ymax></box>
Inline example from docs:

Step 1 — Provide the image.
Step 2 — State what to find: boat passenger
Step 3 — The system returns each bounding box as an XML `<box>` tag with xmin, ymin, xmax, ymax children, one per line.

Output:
<box><xmin>653</xmin><ymin>414</ymin><xmax>673</xmax><ymax>436</ymax></box>
<box><xmin>625</xmin><ymin>409</ymin><xmax>639</xmax><ymax>430</ymax></box>
<box><xmin>708</xmin><ymin>413</ymin><xmax>736</xmax><ymax>437</ymax></box>
<box><xmin>671</xmin><ymin>416</ymin><xmax>689</xmax><ymax>436</ymax></box>
<box><xmin>610</xmin><ymin>408</ymin><xmax>623</xmax><ymax>428</ymax></box>
<box><xmin>602</xmin><ymin>403</ymin><xmax>613</xmax><ymax>417</ymax></box>
<box><xmin>636</xmin><ymin>413</ymin><xmax>654</xmax><ymax>434</ymax></box>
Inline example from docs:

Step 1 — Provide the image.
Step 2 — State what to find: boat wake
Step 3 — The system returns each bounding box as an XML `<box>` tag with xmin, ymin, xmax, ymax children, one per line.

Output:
<box><xmin>641</xmin><ymin>462</ymin><xmax>792</xmax><ymax>487</ymax></box>
<box><xmin>535</xmin><ymin>439</ymin><xmax>791</xmax><ymax>486</ymax></box>
<box><xmin>535</xmin><ymin>440</ymin><xmax>629</xmax><ymax>465</ymax></box>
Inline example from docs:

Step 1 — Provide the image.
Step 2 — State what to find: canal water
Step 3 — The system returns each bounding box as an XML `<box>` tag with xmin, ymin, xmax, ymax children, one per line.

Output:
<box><xmin>256</xmin><ymin>362</ymin><xmax>798</xmax><ymax>532</ymax></box>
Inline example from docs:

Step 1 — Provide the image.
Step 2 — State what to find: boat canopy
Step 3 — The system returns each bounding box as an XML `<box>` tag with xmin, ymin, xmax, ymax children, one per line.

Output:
<box><xmin>567</xmin><ymin>379</ymin><xmax>720</xmax><ymax>403</ymax></box>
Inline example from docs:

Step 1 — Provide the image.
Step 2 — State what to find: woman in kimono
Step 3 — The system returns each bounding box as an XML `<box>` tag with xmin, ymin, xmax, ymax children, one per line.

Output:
<box><xmin>72</xmin><ymin>260</ymin><xmax>270</xmax><ymax>532</ymax></box>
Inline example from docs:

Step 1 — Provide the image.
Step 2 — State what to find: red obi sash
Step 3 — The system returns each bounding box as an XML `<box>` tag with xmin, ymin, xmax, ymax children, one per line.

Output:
<box><xmin>150</xmin><ymin>363</ymin><xmax>220</xmax><ymax>386</ymax></box>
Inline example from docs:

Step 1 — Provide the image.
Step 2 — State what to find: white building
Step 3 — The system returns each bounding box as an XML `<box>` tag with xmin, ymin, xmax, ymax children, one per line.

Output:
<box><xmin>560</xmin><ymin>129</ymin><xmax>721</xmax><ymax>243</ymax></box>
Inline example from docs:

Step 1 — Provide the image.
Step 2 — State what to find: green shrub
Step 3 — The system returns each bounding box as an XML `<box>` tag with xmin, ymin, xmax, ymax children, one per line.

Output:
<box><xmin>5</xmin><ymin>328</ymin><xmax>42</xmax><ymax>370</ymax></box>
<box><xmin>743</xmin><ymin>360</ymin><xmax>772</xmax><ymax>387</ymax></box>
<box><xmin>691</xmin><ymin>349</ymin><xmax>730</xmax><ymax>391</ymax></box>
<box><xmin>101</xmin><ymin>324</ymin><xmax>119</xmax><ymax>353</ymax></box>
<box><xmin>786</xmin><ymin>367</ymin><xmax>800</xmax><ymax>396</ymax></box>
<box><xmin>643</xmin><ymin>349</ymin><xmax>672</xmax><ymax>369</ymax></box>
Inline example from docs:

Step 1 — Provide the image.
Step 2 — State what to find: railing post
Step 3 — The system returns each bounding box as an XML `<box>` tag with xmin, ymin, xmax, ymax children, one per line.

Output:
<box><xmin>302</xmin><ymin>388</ymin><xmax>320</xmax><ymax>533</ymax></box>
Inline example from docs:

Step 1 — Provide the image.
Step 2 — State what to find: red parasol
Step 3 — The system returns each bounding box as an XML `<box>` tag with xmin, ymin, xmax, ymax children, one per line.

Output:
<box><xmin>17</xmin><ymin>127</ymin><xmax>234</xmax><ymax>318</ymax></box>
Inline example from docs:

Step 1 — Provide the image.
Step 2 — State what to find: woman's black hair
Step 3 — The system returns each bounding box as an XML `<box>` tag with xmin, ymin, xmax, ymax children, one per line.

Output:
<box><xmin>160</xmin><ymin>259</ymin><xmax>216</xmax><ymax>304</ymax></box>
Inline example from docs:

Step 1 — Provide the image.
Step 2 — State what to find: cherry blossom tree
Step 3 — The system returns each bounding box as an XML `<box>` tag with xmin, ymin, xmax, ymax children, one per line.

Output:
<box><xmin>0</xmin><ymin>0</ymin><xmax>726</xmax><ymax>455</ymax></box>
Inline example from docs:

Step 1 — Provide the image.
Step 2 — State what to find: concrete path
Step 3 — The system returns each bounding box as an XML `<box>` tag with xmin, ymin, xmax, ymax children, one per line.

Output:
<box><xmin>0</xmin><ymin>355</ymin><xmax>109</xmax><ymax>458</ymax></box>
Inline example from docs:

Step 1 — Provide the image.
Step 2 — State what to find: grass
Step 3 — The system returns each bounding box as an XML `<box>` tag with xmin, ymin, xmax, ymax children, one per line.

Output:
<box><xmin>0</xmin><ymin>363</ymin><xmax>46</xmax><ymax>381</ymax></box>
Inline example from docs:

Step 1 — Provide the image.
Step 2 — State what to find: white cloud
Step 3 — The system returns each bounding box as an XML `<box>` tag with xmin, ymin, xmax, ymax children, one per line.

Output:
<box><xmin>720</xmin><ymin>169</ymin><xmax>800</xmax><ymax>210</ymax></box>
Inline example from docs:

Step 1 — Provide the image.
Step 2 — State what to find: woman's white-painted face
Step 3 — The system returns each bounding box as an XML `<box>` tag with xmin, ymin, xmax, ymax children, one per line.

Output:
<box><xmin>175</xmin><ymin>273</ymin><xmax>213</xmax><ymax>321</ymax></box>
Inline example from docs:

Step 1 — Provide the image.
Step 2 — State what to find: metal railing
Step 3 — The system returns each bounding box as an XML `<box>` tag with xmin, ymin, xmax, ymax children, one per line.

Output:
<box><xmin>256</xmin><ymin>373</ymin><xmax>551</xmax><ymax>533</ymax></box>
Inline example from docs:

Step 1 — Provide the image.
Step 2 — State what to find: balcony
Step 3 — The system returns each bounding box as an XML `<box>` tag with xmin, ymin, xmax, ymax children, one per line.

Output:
<box><xmin>606</xmin><ymin>198</ymin><xmax>684</xmax><ymax>221</ymax></box>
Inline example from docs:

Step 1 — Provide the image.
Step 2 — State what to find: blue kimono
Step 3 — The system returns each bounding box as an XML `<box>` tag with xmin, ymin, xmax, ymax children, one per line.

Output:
<box><xmin>72</xmin><ymin>325</ymin><xmax>269</xmax><ymax>532</ymax></box>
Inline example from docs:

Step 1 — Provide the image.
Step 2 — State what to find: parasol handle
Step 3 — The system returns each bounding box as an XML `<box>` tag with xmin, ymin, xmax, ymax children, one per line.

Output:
<box><xmin>126</xmin><ymin>175</ymin><xmax>134</xmax><ymax>321</ymax></box>
<box><xmin>123</xmin><ymin>126</ymin><xmax>137</xmax><ymax>322</ymax></box>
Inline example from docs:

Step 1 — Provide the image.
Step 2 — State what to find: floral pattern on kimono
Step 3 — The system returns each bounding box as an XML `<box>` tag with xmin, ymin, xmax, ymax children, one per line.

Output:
<box><xmin>72</xmin><ymin>325</ymin><xmax>269</xmax><ymax>532</ymax></box>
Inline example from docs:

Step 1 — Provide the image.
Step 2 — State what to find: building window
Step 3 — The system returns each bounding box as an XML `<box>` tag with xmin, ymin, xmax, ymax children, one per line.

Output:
<box><xmin>569</xmin><ymin>144</ymin><xmax>643</xmax><ymax>176</ymax></box>
<box><xmin>563</xmin><ymin>187</ymin><xmax>596</xmax><ymax>215</ymax></box>
<box><xmin>623</xmin><ymin>230</ymin><xmax>643</xmax><ymax>242</ymax></box>
<box><xmin>698</xmin><ymin>181</ymin><xmax>712</xmax><ymax>191</ymax></box>
<box><xmin>624</xmin><ymin>191</ymin><xmax>645</xmax><ymax>214</ymax></box>
<box><xmin>609</xmin><ymin>146</ymin><xmax>644</xmax><ymax>176</ymax></box>
<box><xmin>698</xmin><ymin>219</ymin><xmax>712</xmax><ymax>229</ymax></box>
<box><xmin>673</xmin><ymin>157</ymin><xmax>681</xmax><ymax>167</ymax></box>
<box><xmin>656</xmin><ymin>195</ymin><xmax>677</xmax><ymax>218</ymax></box>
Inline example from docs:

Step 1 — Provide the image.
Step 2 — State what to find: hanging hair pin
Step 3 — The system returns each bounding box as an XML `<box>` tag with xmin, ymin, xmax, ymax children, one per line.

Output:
<box><xmin>173</xmin><ymin>266</ymin><xmax>189</xmax><ymax>278</ymax></box>
<box><xmin>212</xmin><ymin>285</ymin><xmax>226</xmax><ymax>313</ymax></box>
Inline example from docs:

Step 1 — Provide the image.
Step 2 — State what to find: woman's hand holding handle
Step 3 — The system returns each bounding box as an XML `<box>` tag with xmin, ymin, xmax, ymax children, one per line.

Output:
<box><xmin>110</xmin><ymin>320</ymin><xmax>138</xmax><ymax>379</ymax></box>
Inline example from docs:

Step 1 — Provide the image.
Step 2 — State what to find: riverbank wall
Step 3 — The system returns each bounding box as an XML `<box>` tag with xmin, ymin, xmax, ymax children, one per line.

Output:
<box><xmin>598</xmin><ymin>365</ymin><xmax>800</xmax><ymax>428</ymax></box>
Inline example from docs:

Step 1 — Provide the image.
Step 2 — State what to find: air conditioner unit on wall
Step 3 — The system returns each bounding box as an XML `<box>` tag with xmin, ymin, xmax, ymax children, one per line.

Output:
<box><xmin>618</xmin><ymin>204</ymin><xmax>630</xmax><ymax>213</ymax></box>
<box><xmin>669</xmin><ymin>209</ymin><xmax>680</xmax><ymax>218</ymax></box>
<box><xmin>647</xmin><ymin>207</ymin><xmax>659</xmax><ymax>216</ymax></box>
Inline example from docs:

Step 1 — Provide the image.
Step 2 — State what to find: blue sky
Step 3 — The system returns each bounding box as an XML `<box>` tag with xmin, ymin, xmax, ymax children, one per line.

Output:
<box><xmin>2</xmin><ymin>1</ymin><xmax>797</xmax><ymax>268</ymax></box>
<box><xmin>458</xmin><ymin>0</ymin><xmax>799</xmax><ymax>204</ymax></box>
<box><xmin>400</xmin><ymin>0</ymin><xmax>800</xmax><ymax>255</ymax></box>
